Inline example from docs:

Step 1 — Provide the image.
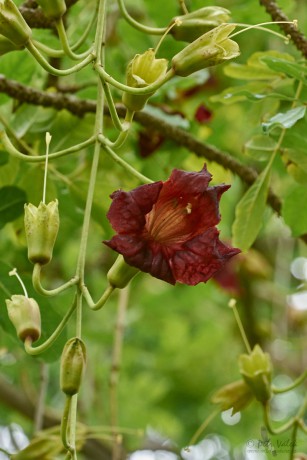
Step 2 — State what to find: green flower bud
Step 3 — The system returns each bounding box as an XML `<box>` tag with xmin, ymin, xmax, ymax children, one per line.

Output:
<box><xmin>60</xmin><ymin>337</ymin><xmax>86</xmax><ymax>396</ymax></box>
<box><xmin>107</xmin><ymin>254</ymin><xmax>139</xmax><ymax>289</ymax></box>
<box><xmin>24</xmin><ymin>200</ymin><xmax>59</xmax><ymax>265</ymax></box>
<box><xmin>171</xmin><ymin>23</ymin><xmax>240</xmax><ymax>77</ymax></box>
<box><xmin>239</xmin><ymin>344</ymin><xmax>272</xmax><ymax>404</ymax></box>
<box><xmin>0</xmin><ymin>0</ymin><xmax>32</xmax><ymax>47</ymax></box>
<box><xmin>211</xmin><ymin>379</ymin><xmax>254</xmax><ymax>415</ymax></box>
<box><xmin>35</xmin><ymin>0</ymin><xmax>66</xmax><ymax>20</ymax></box>
<box><xmin>170</xmin><ymin>7</ymin><xmax>231</xmax><ymax>43</ymax></box>
<box><xmin>0</xmin><ymin>33</ymin><xmax>24</xmax><ymax>55</ymax></box>
<box><xmin>6</xmin><ymin>295</ymin><xmax>41</xmax><ymax>342</ymax></box>
<box><xmin>122</xmin><ymin>48</ymin><xmax>168</xmax><ymax>112</ymax></box>
<box><xmin>10</xmin><ymin>435</ymin><xmax>62</xmax><ymax>460</ymax></box>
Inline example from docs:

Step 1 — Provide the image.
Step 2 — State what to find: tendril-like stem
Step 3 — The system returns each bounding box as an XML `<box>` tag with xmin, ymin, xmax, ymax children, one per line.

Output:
<box><xmin>117</xmin><ymin>0</ymin><xmax>167</xmax><ymax>35</ymax></box>
<box><xmin>32</xmin><ymin>263</ymin><xmax>79</xmax><ymax>296</ymax></box>
<box><xmin>24</xmin><ymin>295</ymin><xmax>77</xmax><ymax>356</ymax></box>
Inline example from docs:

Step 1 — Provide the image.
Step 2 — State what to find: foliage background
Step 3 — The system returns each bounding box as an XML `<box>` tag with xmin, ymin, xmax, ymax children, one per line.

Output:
<box><xmin>0</xmin><ymin>0</ymin><xmax>306</xmax><ymax>458</ymax></box>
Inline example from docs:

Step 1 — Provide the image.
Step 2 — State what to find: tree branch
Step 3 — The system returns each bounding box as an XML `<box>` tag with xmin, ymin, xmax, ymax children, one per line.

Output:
<box><xmin>259</xmin><ymin>0</ymin><xmax>307</xmax><ymax>58</ymax></box>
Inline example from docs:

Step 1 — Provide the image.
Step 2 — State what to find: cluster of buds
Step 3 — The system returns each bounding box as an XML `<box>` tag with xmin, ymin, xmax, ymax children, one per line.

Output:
<box><xmin>24</xmin><ymin>200</ymin><xmax>60</xmax><ymax>266</ymax></box>
<box><xmin>6</xmin><ymin>295</ymin><xmax>41</xmax><ymax>343</ymax></box>
<box><xmin>60</xmin><ymin>337</ymin><xmax>87</xmax><ymax>396</ymax></box>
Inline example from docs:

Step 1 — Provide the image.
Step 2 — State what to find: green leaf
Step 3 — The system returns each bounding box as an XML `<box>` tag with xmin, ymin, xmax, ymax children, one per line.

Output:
<box><xmin>210</xmin><ymin>82</ymin><xmax>294</xmax><ymax>105</ymax></box>
<box><xmin>262</xmin><ymin>106</ymin><xmax>306</xmax><ymax>133</ymax></box>
<box><xmin>0</xmin><ymin>149</ymin><xmax>9</xmax><ymax>166</ymax></box>
<box><xmin>232</xmin><ymin>166</ymin><xmax>271</xmax><ymax>251</ymax></box>
<box><xmin>260</xmin><ymin>56</ymin><xmax>307</xmax><ymax>83</ymax></box>
<box><xmin>244</xmin><ymin>134</ymin><xmax>277</xmax><ymax>161</ymax></box>
<box><xmin>224</xmin><ymin>51</ymin><xmax>294</xmax><ymax>80</ymax></box>
<box><xmin>282</xmin><ymin>185</ymin><xmax>307</xmax><ymax>237</ymax></box>
<box><xmin>286</xmin><ymin>149</ymin><xmax>307</xmax><ymax>173</ymax></box>
<box><xmin>0</xmin><ymin>186</ymin><xmax>27</xmax><ymax>228</ymax></box>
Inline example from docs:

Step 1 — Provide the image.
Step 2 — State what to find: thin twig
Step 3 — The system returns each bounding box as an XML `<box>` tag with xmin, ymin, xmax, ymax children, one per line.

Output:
<box><xmin>34</xmin><ymin>362</ymin><xmax>49</xmax><ymax>432</ymax></box>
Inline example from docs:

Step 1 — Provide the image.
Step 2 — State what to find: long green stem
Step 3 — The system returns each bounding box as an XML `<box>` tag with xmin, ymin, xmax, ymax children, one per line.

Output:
<box><xmin>96</xmin><ymin>65</ymin><xmax>174</xmax><ymax>94</ymax></box>
<box><xmin>24</xmin><ymin>295</ymin><xmax>77</xmax><ymax>356</ymax></box>
<box><xmin>83</xmin><ymin>284</ymin><xmax>115</xmax><ymax>311</ymax></box>
<box><xmin>101</xmin><ymin>143</ymin><xmax>153</xmax><ymax>184</ymax></box>
<box><xmin>263</xmin><ymin>402</ymin><xmax>295</xmax><ymax>435</ymax></box>
<box><xmin>117</xmin><ymin>0</ymin><xmax>167</xmax><ymax>35</ymax></box>
<box><xmin>272</xmin><ymin>370</ymin><xmax>307</xmax><ymax>394</ymax></box>
<box><xmin>32</xmin><ymin>263</ymin><xmax>79</xmax><ymax>296</ymax></box>
<box><xmin>55</xmin><ymin>18</ymin><xmax>93</xmax><ymax>60</ymax></box>
<box><xmin>188</xmin><ymin>409</ymin><xmax>219</xmax><ymax>446</ymax></box>
<box><xmin>0</xmin><ymin>130</ymin><xmax>95</xmax><ymax>163</ymax></box>
<box><xmin>61</xmin><ymin>396</ymin><xmax>73</xmax><ymax>452</ymax></box>
<box><xmin>26</xmin><ymin>40</ymin><xmax>95</xmax><ymax>76</ymax></box>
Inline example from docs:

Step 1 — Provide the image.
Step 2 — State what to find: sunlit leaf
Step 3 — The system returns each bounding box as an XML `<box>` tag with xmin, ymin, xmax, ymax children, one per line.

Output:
<box><xmin>260</xmin><ymin>56</ymin><xmax>307</xmax><ymax>83</ymax></box>
<box><xmin>262</xmin><ymin>106</ymin><xmax>306</xmax><ymax>133</ymax></box>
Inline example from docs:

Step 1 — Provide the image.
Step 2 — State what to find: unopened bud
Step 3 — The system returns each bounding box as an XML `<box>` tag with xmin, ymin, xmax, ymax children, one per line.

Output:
<box><xmin>239</xmin><ymin>344</ymin><xmax>272</xmax><ymax>404</ymax></box>
<box><xmin>172</xmin><ymin>23</ymin><xmax>240</xmax><ymax>77</ymax></box>
<box><xmin>0</xmin><ymin>0</ymin><xmax>32</xmax><ymax>47</ymax></box>
<box><xmin>211</xmin><ymin>379</ymin><xmax>254</xmax><ymax>414</ymax></box>
<box><xmin>170</xmin><ymin>6</ymin><xmax>231</xmax><ymax>42</ymax></box>
<box><xmin>60</xmin><ymin>337</ymin><xmax>86</xmax><ymax>396</ymax></box>
<box><xmin>6</xmin><ymin>295</ymin><xmax>41</xmax><ymax>342</ymax></box>
<box><xmin>24</xmin><ymin>200</ymin><xmax>59</xmax><ymax>265</ymax></box>
<box><xmin>107</xmin><ymin>255</ymin><xmax>139</xmax><ymax>289</ymax></box>
<box><xmin>35</xmin><ymin>0</ymin><xmax>66</xmax><ymax>20</ymax></box>
<box><xmin>122</xmin><ymin>49</ymin><xmax>168</xmax><ymax>112</ymax></box>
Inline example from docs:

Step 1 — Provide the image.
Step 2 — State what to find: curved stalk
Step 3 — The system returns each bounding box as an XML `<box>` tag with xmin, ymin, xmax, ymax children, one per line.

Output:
<box><xmin>82</xmin><ymin>284</ymin><xmax>115</xmax><ymax>311</ymax></box>
<box><xmin>55</xmin><ymin>18</ymin><xmax>93</xmax><ymax>60</ymax></box>
<box><xmin>263</xmin><ymin>402</ymin><xmax>295</xmax><ymax>435</ymax></box>
<box><xmin>117</xmin><ymin>0</ymin><xmax>167</xmax><ymax>35</ymax></box>
<box><xmin>272</xmin><ymin>370</ymin><xmax>307</xmax><ymax>394</ymax></box>
<box><xmin>0</xmin><ymin>130</ymin><xmax>95</xmax><ymax>163</ymax></box>
<box><xmin>32</xmin><ymin>263</ymin><xmax>79</xmax><ymax>296</ymax></box>
<box><xmin>100</xmin><ymin>142</ymin><xmax>153</xmax><ymax>184</ymax></box>
<box><xmin>96</xmin><ymin>65</ymin><xmax>174</xmax><ymax>94</ymax></box>
<box><xmin>24</xmin><ymin>296</ymin><xmax>77</xmax><ymax>356</ymax></box>
<box><xmin>26</xmin><ymin>40</ymin><xmax>95</xmax><ymax>76</ymax></box>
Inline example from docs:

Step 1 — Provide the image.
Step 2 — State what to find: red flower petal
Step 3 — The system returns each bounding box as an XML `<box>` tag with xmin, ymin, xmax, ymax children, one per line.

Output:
<box><xmin>107</xmin><ymin>182</ymin><xmax>162</xmax><ymax>233</ymax></box>
<box><xmin>104</xmin><ymin>164</ymin><xmax>240</xmax><ymax>285</ymax></box>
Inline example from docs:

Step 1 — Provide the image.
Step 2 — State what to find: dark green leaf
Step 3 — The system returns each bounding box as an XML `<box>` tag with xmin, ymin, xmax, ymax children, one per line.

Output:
<box><xmin>260</xmin><ymin>56</ymin><xmax>307</xmax><ymax>83</ymax></box>
<box><xmin>282</xmin><ymin>185</ymin><xmax>307</xmax><ymax>236</ymax></box>
<box><xmin>232</xmin><ymin>165</ymin><xmax>271</xmax><ymax>251</ymax></box>
<box><xmin>0</xmin><ymin>150</ymin><xmax>9</xmax><ymax>166</ymax></box>
<box><xmin>0</xmin><ymin>186</ymin><xmax>27</xmax><ymax>228</ymax></box>
<box><xmin>244</xmin><ymin>134</ymin><xmax>277</xmax><ymax>161</ymax></box>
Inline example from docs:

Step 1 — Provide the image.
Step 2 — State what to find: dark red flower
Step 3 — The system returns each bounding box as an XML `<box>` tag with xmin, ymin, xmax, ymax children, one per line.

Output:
<box><xmin>104</xmin><ymin>165</ymin><xmax>240</xmax><ymax>286</ymax></box>
<box><xmin>195</xmin><ymin>104</ymin><xmax>212</xmax><ymax>124</ymax></box>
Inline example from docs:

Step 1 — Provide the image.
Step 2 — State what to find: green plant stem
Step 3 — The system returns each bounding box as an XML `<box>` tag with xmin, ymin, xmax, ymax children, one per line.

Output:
<box><xmin>263</xmin><ymin>402</ymin><xmax>295</xmax><ymax>435</ymax></box>
<box><xmin>0</xmin><ymin>448</ymin><xmax>10</xmax><ymax>457</ymax></box>
<box><xmin>24</xmin><ymin>296</ymin><xmax>77</xmax><ymax>356</ymax></box>
<box><xmin>61</xmin><ymin>395</ymin><xmax>73</xmax><ymax>452</ymax></box>
<box><xmin>32</xmin><ymin>263</ymin><xmax>79</xmax><ymax>296</ymax></box>
<box><xmin>0</xmin><ymin>130</ymin><xmax>95</xmax><ymax>163</ymax></box>
<box><xmin>26</xmin><ymin>40</ymin><xmax>95</xmax><ymax>76</ymax></box>
<box><xmin>96</xmin><ymin>65</ymin><xmax>174</xmax><ymax>94</ymax></box>
<box><xmin>83</xmin><ymin>284</ymin><xmax>115</xmax><ymax>311</ymax></box>
<box><xmin>272</xmin><ymin>370</ymin><xmax>307</xmax><ymax>394</ymax></box>
<box><xmin>117</xmin><ymin>0</ymin><xmax>167</xmax><ymax>35</ymax></box>
<box><xmin>101</xmin><ymin>143</ymin><xmax>153</xmax><ymax>184</ymax></box>
<box><xmin>55</xmin><ymin>18</ymin><xmax>93</xmax><ymax>60</ymax></box>
<box><xmin>34</xmin><ymin>362</ymin><xmax>49</xmax><ymax>432</ymax></box>
<box><xmin>229</xmin><ymin>300</ymin><xmax>252</xmax><ymax>353</ymax></box>
<box><xmin>188</xmin><ymin>409</ymin><xmax>219</xmax><ymax>446</ymax></box>
<box><xmin>102</xmin><ymin>80</ymin><xmax>127</xmax><ymax>132</ymax></box>
<box><xmin>289</xmin><ymin>421</ymin><xmax>298</xmax><ymax>460</ymax></box>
